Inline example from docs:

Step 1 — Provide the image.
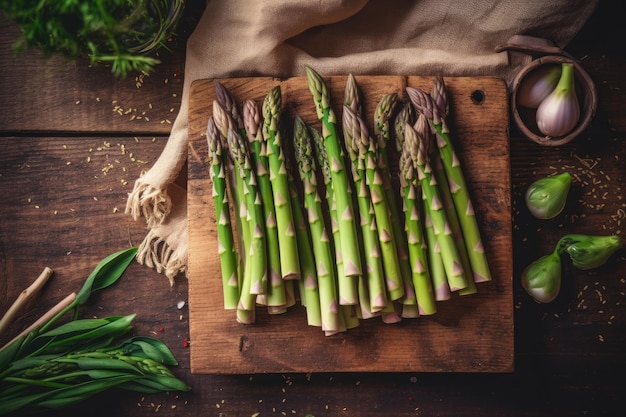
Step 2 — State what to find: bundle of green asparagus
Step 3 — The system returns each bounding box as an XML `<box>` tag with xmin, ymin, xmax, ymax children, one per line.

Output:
<box><xmin>205</xmin><ymin>69</ymin><xmax>491</xmax><ymax>335</ymax></box>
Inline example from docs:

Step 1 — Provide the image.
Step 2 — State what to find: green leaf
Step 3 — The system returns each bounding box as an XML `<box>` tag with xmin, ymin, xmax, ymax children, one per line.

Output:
<box><xmin>57</xmin><ymin>375</ymin><xmax>135</xmax><ymax>396</ymax></box>
<box><xmin>121</xmin><ymin>373</ymin><xmax>190</xmax><ymax>393</ymax></box>
<box><xmin>28</xmin><ymin>316</ymin><xmax>132</xmax><ymax>356</ymax></box>
<box><xmin>6</xmin><ymin>354</ymin><xmax>61</xmax><ymax>371</ymax></box>
<box><xmin>86</xmin><ymin>369</ymin><xmax>139</xmax><ymax>380</ymax></box>
<box><xmin>119</xmin><ymin>337</ymin><xmax>179</xmax><ymax>365</ymax></box>
<box><xmin>116</xmin><ymin>380</ymin><xmax>164</xmax><ymax>394</ymax></box>
<box><xmin>36</xmin><ymin>395</ymin><xmax>93</xmax><ymax>409</ymax></box>
<box><xmin>0</xmin><ymin>335</ymin><xmax>25</xmax><ymax>371</ymax></box>
<box><xmin>26</xmin><ymin>316</ymin><xmax>134</xmax><ymax>358</ymax></box>
<box><xmin>63</xmin><ymin>357</ymin><xmax>142</xmax><ymax>374</ymax></box>
<box><xmin>0</xmin><ymin>375</ymin><xmax>137</xmax><ymax>414</ymax></box>
<box><xmin>46</xmin><ymin>315</ymin><xmax>136</xmax><ymax>348</ymax></box>
<box><xmin>39</xmin><ymin>318</ymin><xmax>117</xmax><ymax>338</ymax></box>
<box><xmin>145</xmin><ymin>373</ymin><xmax>191</xmax><ymax>391</ymax></box>
<box><xmin>74</xmin><ymin>247</ymin><xmax>138</xmax><ymax>306</ymax></box>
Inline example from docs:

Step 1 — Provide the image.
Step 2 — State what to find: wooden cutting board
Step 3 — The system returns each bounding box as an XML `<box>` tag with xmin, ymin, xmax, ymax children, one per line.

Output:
<box><xmin>187</xmin><ymin>75</ymin><xmax>513</xmax><ymax>374</ymax></box>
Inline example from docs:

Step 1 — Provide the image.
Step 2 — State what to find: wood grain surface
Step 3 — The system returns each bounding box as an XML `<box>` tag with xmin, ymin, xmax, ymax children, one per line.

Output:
<box><xmin>2</xmin><ymin>2</ymin><xmax>626</xmax><ymax>416</ymax></box>
<box><xmin>186</xmin><ymin>75</ymin><xmax>513</xmax><ymax>374</ymax></box>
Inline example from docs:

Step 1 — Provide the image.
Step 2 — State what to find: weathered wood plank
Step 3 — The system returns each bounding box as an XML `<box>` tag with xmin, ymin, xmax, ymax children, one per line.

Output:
<box><xmin>0</xmin><ymin>18</ymin><xmax>186</xmax><ymax>134</ymax></box>
<box><xmin>0</xmin><ymin>135</ymin><xmax>175</xmax><ymax>344</ymax></box>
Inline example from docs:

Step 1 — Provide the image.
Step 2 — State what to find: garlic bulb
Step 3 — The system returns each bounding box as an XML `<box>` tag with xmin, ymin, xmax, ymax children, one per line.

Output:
<box><xmin>517</xmin><ymin>64</ymin><xmax>561</xmax><ymax>109</ymax></box>
<box><xmin>536</xmin><ymin>63</ymin><xmax>580</xmax><ymax>137</ymax></box>
<box><xmin>525</xmin><ymin>172</ymin><xmax>572</xmax><ymax>219</ymax></box>
<box><xmin>556</xmin><ymin>234</ymin><xmax>623</xmax><ymax>270</ymax></box>
<box><xmin>521</xmin><ymin>251</ymin><xmax>562</xmax><ymax>303</ymax></box>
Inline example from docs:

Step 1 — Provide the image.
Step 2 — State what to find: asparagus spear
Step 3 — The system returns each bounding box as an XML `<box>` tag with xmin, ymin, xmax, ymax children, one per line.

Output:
<box><xmin>225</xmin><ymin>125</ymin><xmax>267</xmax><ymax>319</ymax></box>
<box><xmin>243</xmin><ymin>99</ymin><xmax>286</xmax><ymax>308</ymax></box>
<box><xmin>424</xmin><ymin>209</ymin><xmax>451</xmax><ymax>301</ymax></box>
<box><xmin>430</xmin><ymin>77</ymin><xmax>477</xmax><ymax>295</ymax></box>
<box><xmin>309</xmin><ymin>124</ymin><xmax>348</xmax><ymax>334</ymax></box>
<box><xmin>305</xmin><ymin>67</ymin><xmax>363</xmax><ymax>287</ymax></box>
<box><xmin>288</xmin><ymin>170</ymin><xmax>320</xmax><ymax>323</ymax></box>
<box><xmin>343</xmin><ymin>75</ymin><xmax>387</xmax><ymax>311</ymax></box>
<box><xmin>373</xmin><ymin>92</ymin><xmax>416</xmax><ymax>306</ymax></box>
<box><xmin>342</xmin><ymin>74</ymin><xmax>402</xmax><ymax>302</ymax></box>
<box><xmin>215</xmin><ymin>80</ymin><xmax>245</xmax><ymax>133</ymax></box>
<box><xmin>206</xmin><ymin>117</ymin><xmax>240</xmax><ymax>310</ymax></box>
<box><xmin>293</xmin><ymin>115</ymin><xmax>343</xmax><ymax>333</ymax></box>
<box><xmin>407</xmin><ymin>80</ymin><xmax>492</xmax><ymax>283</ymax></box>
<box><xmin>397</xmin><ymin>127</ymin><xmax>437</xmax><ymax>315</ymax></box>
<box><xmin>282</xmin><ymin>115</ymin><xmax>321</xmax><ymax>326</ymax></box>
<box><xmin>212</xmin><ymin>90</ymin><xmax>246</xmax><ymax>287</ymax></box>
<box><xmin>342</xmin><ymin>104</ymin><xmax>405</xmax><ymax>302</ymax></box>
<box><xmin>261</xmin><ymin>86</ymin><xmax>301</xmax><ymax>281</ymax></box>
<box><xmin>393</xmin><ymin>102</ymin><xmax>415</xmax><ymax>153</ymax></box>
<box><xmin>429</xmin><ymin>142</ymin><xmax>476</xmax><ymax>296</ymax></box>
<box><xmin>394</xmin><ymin>103</ymin><xmax>439</xmax><ymax>309</ymax></box>
<box><xmin>412</xmin><ymin>112</ymin><xmax>475</xmax><ymax>296</ymax></box>
<box><xmin>404</xmin><ymin>122</ymin><xmax>468</xmax><ymax>292</ymax></box>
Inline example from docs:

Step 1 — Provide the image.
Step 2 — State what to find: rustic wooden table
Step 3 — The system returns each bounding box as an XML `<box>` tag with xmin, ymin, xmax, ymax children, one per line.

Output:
<box><xmin>1</xmin><ymin>2</ymin><xmax>624</xmax><ymax>416</ymax></box>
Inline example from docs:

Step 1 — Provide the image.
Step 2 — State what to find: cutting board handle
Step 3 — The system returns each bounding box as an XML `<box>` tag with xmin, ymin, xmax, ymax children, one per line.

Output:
<box><xmin>495</xmin><ymin>35</ymin><xmax>576</xmax><ymax>61</ymax></box>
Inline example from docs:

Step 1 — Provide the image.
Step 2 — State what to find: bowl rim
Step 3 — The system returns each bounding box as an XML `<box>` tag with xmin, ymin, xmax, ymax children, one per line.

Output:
<box><xmin>510</xmin><ymin>55</ymin><xmax>597</xmax><ymax>146</ymax></box>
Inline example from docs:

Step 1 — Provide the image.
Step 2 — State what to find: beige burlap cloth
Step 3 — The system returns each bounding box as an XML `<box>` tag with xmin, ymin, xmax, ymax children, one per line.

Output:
<box><xmin>126</xmin><ymin>0</ymin><xmax>599</xmax><ymax>285</ymax></box>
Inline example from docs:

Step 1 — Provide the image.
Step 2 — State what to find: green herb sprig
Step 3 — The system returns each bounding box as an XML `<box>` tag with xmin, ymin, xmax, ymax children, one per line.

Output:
<box><xmin>0</xmin><ymin>247</ymin><xmax>190</xmax><ymax>416</ymax></box>
<box><xmin>0</xmin><ymin>0</ymin><xmax>185</xmax><ymax>78</ymax></box>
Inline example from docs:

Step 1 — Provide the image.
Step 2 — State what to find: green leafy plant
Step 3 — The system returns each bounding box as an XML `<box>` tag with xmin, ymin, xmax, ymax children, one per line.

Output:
<box><xmin>0</xmin><ymin>0</ymin><xmax>185</xmax><ymax>78</ymax></box>
<box><xmin>0</xmin><ymin>247</ymin><xmax>190</xmax><ymax>415</ymax></box>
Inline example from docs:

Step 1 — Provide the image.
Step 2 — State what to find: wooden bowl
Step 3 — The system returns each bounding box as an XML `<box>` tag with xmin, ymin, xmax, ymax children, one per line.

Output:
<box><xmin>510</xmin><ymin>55</ymin><xmax>597</xmax><ymax>146</ymax></box>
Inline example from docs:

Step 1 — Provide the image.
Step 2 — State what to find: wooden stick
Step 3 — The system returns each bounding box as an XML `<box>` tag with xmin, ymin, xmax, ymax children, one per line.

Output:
<box><xmin>1</xmin><ymin>292</ymin><xmax>76</xmax><ymax>351</ymax></box>
<box><xmin>0</xmin><ymin>267</ymin><xmax>54</xmax><ymax>336</ymax></box>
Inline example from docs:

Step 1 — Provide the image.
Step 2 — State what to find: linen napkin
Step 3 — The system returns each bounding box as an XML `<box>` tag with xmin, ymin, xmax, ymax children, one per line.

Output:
<box><xmin>126</xmin><ymin>0</ymin><xmax>599</xmax><ymax>285</ymax></box>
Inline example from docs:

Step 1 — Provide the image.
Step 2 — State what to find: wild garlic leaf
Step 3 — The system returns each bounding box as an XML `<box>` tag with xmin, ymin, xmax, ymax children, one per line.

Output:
<box><xmin>68</xmin><ymin>357</ymin><xmax>142</xmax><ymax>374</ymax></box>
<box><xmin>39</xmin><ymin>318</ymin><xmax>115</xmax><ymax>338</ymax></box>
<box><xmin>119</xmin><ymin>336</ymin><xmax>179</xmax><ymax>365</ymax></box>
<box><xmin>74</xmin><ymin>247</ymin><xmax>138</xmax><ymax>307</ymax></box>
<box><xmin>0</xmin><ymin>335</ymin><xmax>25</xmax><ymax>370</ymax></box>
<box><xmin>44</xmin><ymin>315</ymin><xmax>136</xmax><ymax>349</ymax></box>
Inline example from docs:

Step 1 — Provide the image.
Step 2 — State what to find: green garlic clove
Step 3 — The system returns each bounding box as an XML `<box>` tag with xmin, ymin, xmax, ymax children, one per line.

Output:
<box><xmin>557</xmin><ymin>234</ymin><xmax>624</xmax><ymax>270</ymax></box>
<box><xmin>521</xmin><ymin>251</ymin><xmax>562</xmax><ymax>303</ymax></box>
<box><xmin>525</xmin><ymin>172</ymin><xmax>572</xmax><ymax>219</ymax></box>
<box><xmin>536</xmin><ymin>62</ymin><xmax>580</xmax><ymax>137</ymax></box>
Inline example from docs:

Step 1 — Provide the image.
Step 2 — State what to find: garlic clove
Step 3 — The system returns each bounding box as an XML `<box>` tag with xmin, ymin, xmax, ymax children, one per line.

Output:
<box><xmin>536</xmin><ymin>63</ymin><xmax>580</xmax><ymax>137</ymax></box>
<box><xmin>525</xmin><ymin>172</ymin><xmax>572</xmax><ymax>219</ymax></box>
<box><xmin>517</xmin><ymin>64</ymin><xmax>561</xmax><ymax>109</ymax></box>
<box><xmin>521</xmin><ymin>251</ymin><xmax>562</xmax><ymax>303</ymax></box>
<box><xmin>556</xmin><ymin>234</ymin><xmax>624</xmax><ymax>270</ymax></box>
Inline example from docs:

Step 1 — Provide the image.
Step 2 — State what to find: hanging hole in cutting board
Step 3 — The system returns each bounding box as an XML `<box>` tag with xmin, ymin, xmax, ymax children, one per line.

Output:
<box><xmin>471</xmin><ymin>89</ymin><xmax>485</xmax><ymax>105</ymax></box>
